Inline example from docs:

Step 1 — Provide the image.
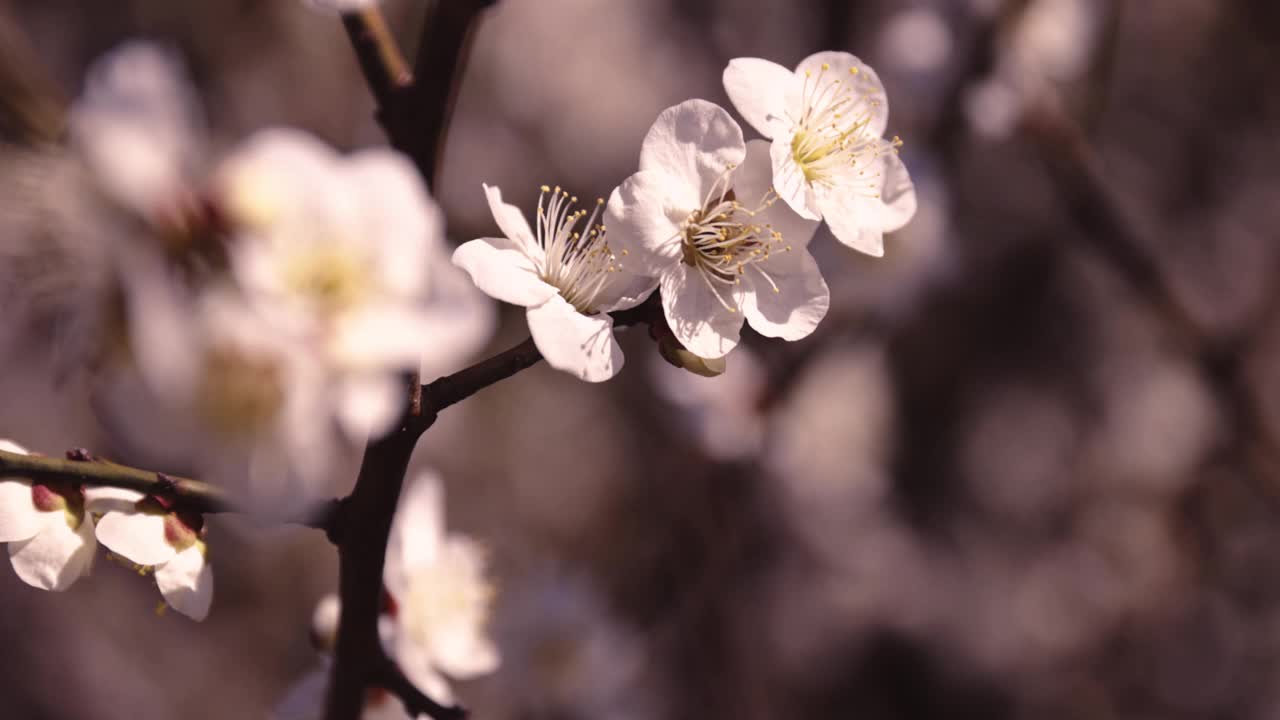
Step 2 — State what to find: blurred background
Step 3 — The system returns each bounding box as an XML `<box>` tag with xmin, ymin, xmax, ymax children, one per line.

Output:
<box><xmin>2</xmin><ymin>0</ymin><xmax>1280</xmax><ymax>718</ymax></box>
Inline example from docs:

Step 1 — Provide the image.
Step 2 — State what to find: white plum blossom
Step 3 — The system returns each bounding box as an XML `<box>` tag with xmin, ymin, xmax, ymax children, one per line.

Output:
<box><xmin>723</xmin><ymin>52</ymin><xmax>917</xmax><ymax>256</ymax></box>
<box><xmin>383</xmin><ymin>470</ymin><xmax>499</xmax><ymax>704</ymax></box>
<box><xmin>0</xmin><ymin>440</ymin><xmax>96</xmax><ymax>591</ymax></box>
<box><xmin>453</xmin><ymin>184</ymin><xmax>655</xmax><ymax>381</ymax></box>
<box><xmin>216</xmin><ymin>128</ymin><xmax>472</xmax><ymax>438</ymax></box>
<box><xmin>607</xmin><ymin>99</ymin><xmax>828</xmax><ymax>359</ymax></box>
<box><xmin>85</xmin><ymin>486</ymin><xmax>213</xmax><ymax>621</ymax></box>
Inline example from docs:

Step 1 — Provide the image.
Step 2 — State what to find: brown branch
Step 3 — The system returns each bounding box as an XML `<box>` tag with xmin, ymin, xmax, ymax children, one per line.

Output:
<box><xmin>342</xmin><ymin>8</ymin><xmax>414</xmax><ymax>105</ymax></box>
<box><xmin>0</xmin><ymin>448</ymin><xmax>338</xmax><ymax>529</ymax></box>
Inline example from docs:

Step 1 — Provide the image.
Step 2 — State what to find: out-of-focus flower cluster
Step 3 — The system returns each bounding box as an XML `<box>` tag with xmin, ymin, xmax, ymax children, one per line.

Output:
<box><xmin>7</xmin><ymin>43</ymin><xmax>495</xmax><ymax>503</ymax></box>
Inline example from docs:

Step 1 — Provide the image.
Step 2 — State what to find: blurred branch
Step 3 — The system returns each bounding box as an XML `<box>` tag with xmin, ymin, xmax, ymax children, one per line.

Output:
<box><xmin>1022</xmin><ymin>101</ymin><xmax>1200</xmax><ymax>348</ymax></box>
<box><xmin>0</xmin><ymin>7</ymin><xmax>65</xmax><ymax>145</ymax></box>
<box><xmin>0</xmin><ymin>448</ymin><xmax>339</xmax><ymax>529</ymax></box>
<box><xmin>1021</xmin><ymin>97</ymin><xmax>1280</xmax><ymax>508</ymax></box>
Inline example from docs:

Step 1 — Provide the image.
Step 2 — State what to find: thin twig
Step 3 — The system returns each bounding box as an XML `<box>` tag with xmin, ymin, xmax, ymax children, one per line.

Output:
<box><xmin>0</xmin><ymin>448</ymin><xmax>339</xmax><ymax>529</ymax></box>
<box><xmin>341</xmin><ymin>8</ymin><xmax>413</xmax><ymax>108</ymax></box>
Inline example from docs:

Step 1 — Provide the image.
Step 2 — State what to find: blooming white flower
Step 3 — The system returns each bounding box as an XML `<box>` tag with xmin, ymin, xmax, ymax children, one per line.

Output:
<box><xmin>216</xmin><ymin>128</ymin><xmax>472</xmax><ymax>438</ymax></box>
<box><xmin>723</xmin><ymin>52</ymin><xmax>917</xmax><ymax>256</ymax></box>
<box><xmin>453</xmin><ymin>184</ymin><xmax>655</xmax><ymax>381</ymax></box>
<box><xmin>0</xmin><ymin>440</ymin><xmax>96</xmax><ymax>591</ymax></box>
<box><xmin>383</xmin><ymin>470</ymin><xmax>499</xmax><ymax>704</ymax></box>
<box><xmin>85</xmin><ymin>486</ymin><xmax>213</xmax><ymax>621</ymax></box>
<box><xmin>606</xmin><ymin>99</ymin><xmax>828</xmax><ymax>359</ymax></box>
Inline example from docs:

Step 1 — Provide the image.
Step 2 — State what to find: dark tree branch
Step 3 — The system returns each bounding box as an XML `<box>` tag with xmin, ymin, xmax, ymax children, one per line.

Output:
<box><xmin>342</xmin><ymin>1</ymin><xmax>495</xmax><ymax>189</ymax></box>
<box><xmin>374</xmin><ymin>655</ymin><xmax>467</xmax><ymax>720</ymax></box>
<box><xmin>342</xmin><ymin>8</ymin><xmax>414</xmax><ymax>105</ymax></box>
<box><xmin>327</xmin><ymin>4</ymin><xmax>497</xmax><ymax>719</ymax></box>
<box><xmin>0</xmin><ymin>448</ymin><xmax>339</xmax><ymax>529</ymax></box>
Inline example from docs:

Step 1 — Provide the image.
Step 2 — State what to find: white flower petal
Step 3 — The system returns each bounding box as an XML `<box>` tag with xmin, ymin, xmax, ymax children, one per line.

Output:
<box><xmin>736</xmin><ymin>140</ymin><xmax>821</xmax><ymax>253</ymax></box>
<box><xmin>155</xmin><ymin>543</ymin><xmax>213</xmax><ymax>621</ymax></box>
<box><xmin>794</xmin><ymin>51</ymin><xmax>889</xmax><ymax>139</ymax></box>
<box><xmin>9</xmin><ymin>512</ymin><xmax>96</xmax><ymax>591</ymax></box>
<box><xmin>452</xmin><ymin>237</ymin><xmax>559</xmax><ymax>308</ymax></box>
<box><xmin>395</xmin><ymin>640</ymin><xmax>455</xmax><ymax>705</ymax></box>
<box><xmin>817</xmin><ymin>146</ymin><xmax>916</xmax><ymax>256</ymax></box>
<box><xmin>336</xmin><ymin>373</ymin><xmax>405</xmax><ymax>441</ymax></box>
<box><xmin>483</xmin><ymin>184</ymin><xmax>542</xmax><ymax>261</ymax></box>
<box><xmin>605</xmin><ymin>170</ymin><xmax>686</xmax><ymax>277</ymax></box>
<box><xmin>722</xmin><ymin>57</ymin><xmax>797</xmax><ymax>138</ymax></box>
<box><xmin>594</xmin><ymin>271</ymin><xmax>659</xmax><ymax>314</ymax></box>
<box><xmin>526</xmin><ymin>296</ymin><xmax>623</xmax><ymax>383</ymax></box>
<box><xmin>770</xmin><ymin>134</ymin><xmax>822</xmax><ymax>219</ymax></box>
<box><xmin>0</xmin><ymin>480</ymin><xmax>42</xmax><ymax>542</ymax></box>
<box><xmin>68</xmin><ymin>42</ymin><xmax>200</xmax><ymax>217</ymax></box>
<box><xmin>430</xmin><ymin>609</ymin><xmax>500</xmax><ymax>679</ymax></box>
<box><xmin>0</xmin><ymin>439</ymin><xmax>28</xmax><ymax>455</ymax></box>
<box><xmin>660</xmin><ymin>265</ymin><xmax>743</xmax><ymax>359</ymax></box>
<box><xmin>386</xmin><ymin>471</ymin><xmax>445</xmax><ymax>596</ymax></box>
<box><xmin>344</xmin><ymin>150</ymin><xmax>441</xmax><ymax>297</ymax></box>
<box><xmin>94</xmin><ymin>511</ymin><xmax>175</xmax><ymax>566</ymax></box>
<box><xmin>742</xmin><ymin>250</ymin><xmax>830</xmax><ymax>341</ymax></box>
<box><xmin>638</xmin><ymin>100</ymin><xmax>745</xmax><ymax>201</ymax></box>
<box><xmin>875</xmin><ymin>149</ymin><xmax>919</xmax><ymax>233</ymax></box>
<box><xmin>83</xmin><ymin>486</ymin><xmax>146</xmax><ymax>513</ymax></box>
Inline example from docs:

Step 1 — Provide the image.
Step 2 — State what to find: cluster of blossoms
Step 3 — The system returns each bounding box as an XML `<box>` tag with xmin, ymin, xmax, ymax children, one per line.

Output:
<box><xmin>0</xmin><ymin>20</ymin><xmax>916</xmax><ymax>718</ymax></box>
<box><xmin>0</xmin><ymin>441</ymin><xmax>211</xmax><ymax>619</ymax></box>
<box><xmin>66</xmin><ymin>43</ymin><xmax>493</xmax><ymax>498</ymax></box>
<box><xmin>278</xmin><ymin>471</ymin><xmax>498</xmax><ymax>718</ymax></box>
<box><xmin>455</xmin><ymin>51</ymin><xmax>915</xmax><ymax>380</ymax></box>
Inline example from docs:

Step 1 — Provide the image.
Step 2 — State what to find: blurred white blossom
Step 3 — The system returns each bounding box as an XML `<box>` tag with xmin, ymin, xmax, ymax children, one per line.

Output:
<box><xmin>383</xmin><ymin>470</ymin><xmax>499</xmax><ymax>704</ymax></box>
<box><xmin>607</xmin><ymin>99</ymin><xmax>827</xmax><ymax>359</ymax></box>
<box><xmin>215</xmin><ymin>128</ymin><xmax>471</xmax><ymax>437</ymax></box>
<box><xmin>723</xmin><ymin>52</ymin><xmax>917</xmax><ymax>256</ymax></box>
<box><xmin>0</xmin><ymin>440</ymin><xmax>97</xmax><ymax>591</ymax></box>
<box><xmin>84</xmin><ymin>486</ymin><xmax>212</xmax><ymax>621</ymax></box>
<box><xmin>454</xmin><ymin>184</ymin><xmax>653</xmax><ymax>381</ymax></box>
<box><xmin>649</xmin><ymin>345</ymin><xmax>767</xmax><ymax>461</ymax></box>
<box><xmin>68</xmin><ymin>42</ymin><xmax>203</xmax><ymax>221</ymax></box>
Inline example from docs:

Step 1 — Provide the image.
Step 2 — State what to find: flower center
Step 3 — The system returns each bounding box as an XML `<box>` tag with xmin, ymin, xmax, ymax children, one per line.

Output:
<box><xmin>195</xmin><ymin>345</ymin><xmax>286</xmax><ymax>438</ymax></box>
<box><xmin>402</xmin><ymin>555</ymin><xmax>495</xmax><ymax>650</ymax></box>
<box><xmin>789</xmin><ymin>63</ymin><xmax>897</xmax><ymax>190</ymax></box>
<box><xmin>679</xmin><ymin>167</ymin><xmax>792</xmax><ymax>312</ymax></box>
<box><xmin>533</xmin><ymin>185</ymin><xmax>622</xmax><ymax>314</ymax></box>
<box><xmin>284</xmin><ymin>245</ymin><xmax>373</xmax><ymax>316</ymax></box>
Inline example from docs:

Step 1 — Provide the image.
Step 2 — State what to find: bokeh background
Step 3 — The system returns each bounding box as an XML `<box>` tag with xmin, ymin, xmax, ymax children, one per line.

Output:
<box><xmin>3</xmin><ymin>0</ymin><xmax>1280</xmax><ymax>718</ymax></box>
